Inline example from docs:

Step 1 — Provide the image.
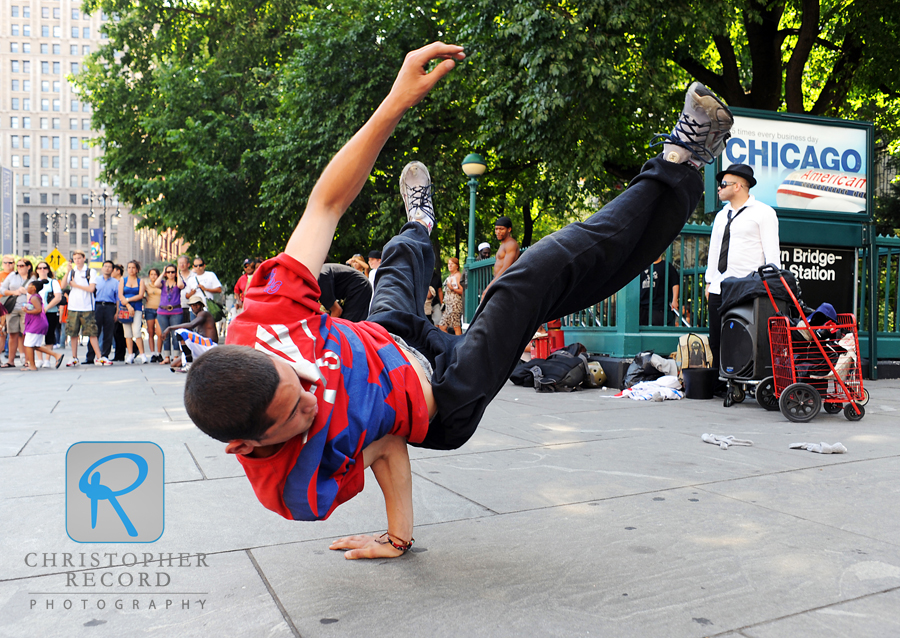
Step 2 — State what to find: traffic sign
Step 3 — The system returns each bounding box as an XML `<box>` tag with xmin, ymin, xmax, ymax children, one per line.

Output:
<box><xmin>47</xmin><ymin>248</ymin><xmax>68</xmax><ymax>271</ymax></box>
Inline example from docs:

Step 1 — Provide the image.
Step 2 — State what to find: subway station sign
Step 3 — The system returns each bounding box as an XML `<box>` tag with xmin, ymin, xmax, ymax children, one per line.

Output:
<box><xmin>780</xmin><ymin>244</ymin><xmax>856</xmax><ymax>314</ymax></box>
<box><xmin>723</xmin><ymin>115</ymin><xmax>869</xmax><ymax>215</ymax></box>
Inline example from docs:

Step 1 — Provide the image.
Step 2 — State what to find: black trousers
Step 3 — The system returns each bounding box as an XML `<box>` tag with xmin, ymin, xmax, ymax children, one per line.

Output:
<box><xmin>707</xmin><ymin>293</ymin><xmax>722</xmax><ymax>373</ymax></box>
<box><xmin>368</xmin><ymin>156</ymin><xmax>702</xmax><ymax>450</ymax></box>
<box><xmin>86</xmin><ymin>303</ymin><xmax>116</xmax><ymax>362</ymax></box>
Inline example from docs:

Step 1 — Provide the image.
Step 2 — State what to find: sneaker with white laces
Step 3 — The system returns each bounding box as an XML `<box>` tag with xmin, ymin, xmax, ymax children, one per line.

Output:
<box><xmin>399</xmin><ymin>161</ymin><xmax>435</xmax><ymax>234</ymax></box>
<box><xmin>125</xmin><ymin>353</ymin><xmax>135</xmax><ymax>364</ymax></box>
<box><xmin>654</xmin><ymin>82</ymin><xmax>733</xmax><ymax>168</ymax></box>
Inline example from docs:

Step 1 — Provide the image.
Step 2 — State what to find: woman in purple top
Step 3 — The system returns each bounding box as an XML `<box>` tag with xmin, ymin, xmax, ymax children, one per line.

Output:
<box><xmin>153</xmin><ymin>263</ymin><xmax>186</xmax><ymax>365</ymax></box>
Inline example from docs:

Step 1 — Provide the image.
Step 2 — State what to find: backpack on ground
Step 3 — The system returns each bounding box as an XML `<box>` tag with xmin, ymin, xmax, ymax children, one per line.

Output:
<box><xmin>509</xmin><ymin>343</ymin><xmax>600</xmax><ymax>393</ymax></box>
<box><xmin>674</xmin><ymin>333</ymin><xmax>713</xmax><ymax>370</ymax></box>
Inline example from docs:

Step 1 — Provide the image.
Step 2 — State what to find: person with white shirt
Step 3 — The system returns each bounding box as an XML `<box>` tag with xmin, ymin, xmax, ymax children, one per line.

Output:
<box><xmin>62</xmin><ymin>250</ymin><xmax>104</xmax><ymax>366</ymax></box>
<box><xmin>705</xmin><ymin>163</ymin><xmax>781</xmax><ymax>374</ymax></box>
<box><xmin>367</xmin><ymin>250</ymin><xmax>382</xmax><ymax>288</ymax></box>
<box><xmin>184</xmin><ymin>257</ymin><xmax>223</xmax><ymax>319</ymax></box>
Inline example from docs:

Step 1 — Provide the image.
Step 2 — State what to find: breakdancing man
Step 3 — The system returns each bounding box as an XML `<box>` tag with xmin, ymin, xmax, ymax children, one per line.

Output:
<box><xmin>184</xmin><ymin>42</ymin><xmax>733</xmax><ymax>559</ymax></box>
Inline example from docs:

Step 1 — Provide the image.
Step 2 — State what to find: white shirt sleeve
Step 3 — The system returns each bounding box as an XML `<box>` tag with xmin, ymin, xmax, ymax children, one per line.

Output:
<box><xmin>705</xmin><ymin>210</ymin><xmax>726</xmax><ymax>290</ymax></box>
<box><xmin>758</xmin><ymin>207</ymin><xmax>782</xmax><ymax>269</ymax></box>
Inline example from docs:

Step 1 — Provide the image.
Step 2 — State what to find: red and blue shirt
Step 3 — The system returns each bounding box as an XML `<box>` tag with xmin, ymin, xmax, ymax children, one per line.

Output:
<box><xmin>226</xmin><ymin>253</ymin><xmax>429</xmax><ymax>521</ymax></box>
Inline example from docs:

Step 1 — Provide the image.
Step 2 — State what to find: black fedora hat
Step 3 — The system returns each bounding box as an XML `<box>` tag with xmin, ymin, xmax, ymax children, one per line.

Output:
<box><xmin>715</xmin><ymin>163</ymin><xmax>757</xmax><ymax>188</ymax></box>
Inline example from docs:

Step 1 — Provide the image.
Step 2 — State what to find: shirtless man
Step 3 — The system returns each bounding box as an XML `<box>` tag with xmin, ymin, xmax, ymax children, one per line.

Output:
<box><xmin>161</xmin><ymin>294</ymin><xmax>219</xmax><ymax>371</ymax></box>
<box><xmin>482</xmin><ymin>216</ymin><xmax>520</xmax><ymax>297</ymax></box>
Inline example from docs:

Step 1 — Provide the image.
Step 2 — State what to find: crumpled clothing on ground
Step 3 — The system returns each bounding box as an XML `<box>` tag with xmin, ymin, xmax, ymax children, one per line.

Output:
<box><xmin>789</xmin><ymin>441</ymin><xmax>847</xmax><ymax>454</ymax></box>
<box><xmin>701</xmin><ymin>433</ymin><xmax>754</xmax><ymax>449</ymax></box>
<box><xmin>617</xmin><ymin>375</ymin><xmax>684</xmax><ymax>401</ymax></box>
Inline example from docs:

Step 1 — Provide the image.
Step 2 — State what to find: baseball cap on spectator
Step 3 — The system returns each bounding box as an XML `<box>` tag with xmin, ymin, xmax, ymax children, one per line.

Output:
<box><xmin>187</xmin><ymin>294</ymin><xmax>205</xmax><ymax>305</ymax></box>
<box><xmin>478</xmin><ymin>242</ymin><xmax>490</xmax><ymax>252</ymax></box>
<box><xmin>242</xmin><ymin>258</ymin><xmax>253</xmax><ymax>266</ymax></box>
<box><xmin>368</xmin><ymin>250</ymin><xmax>382</xmax><ymax>260</ymax></box>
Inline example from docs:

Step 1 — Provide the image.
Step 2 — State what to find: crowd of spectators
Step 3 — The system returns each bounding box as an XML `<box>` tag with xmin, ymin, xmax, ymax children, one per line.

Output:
<box><xmin>0</xmin><ymin>252</ymin><xmax>226</xmax><ymax>371</ymax></box>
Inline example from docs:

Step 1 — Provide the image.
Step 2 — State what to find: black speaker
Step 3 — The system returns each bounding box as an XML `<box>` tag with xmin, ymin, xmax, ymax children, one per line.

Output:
<box><xmin>720</xmin><ymin>296</ymin><xmax>788</xmax><ymax>380</ymax></box>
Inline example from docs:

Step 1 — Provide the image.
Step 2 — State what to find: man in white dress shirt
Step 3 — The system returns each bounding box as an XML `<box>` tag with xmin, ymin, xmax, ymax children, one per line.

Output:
<box><xmin>705</xmin><ymin>163</ymin><xmax>781</xmax><ymax>375</ymax></box>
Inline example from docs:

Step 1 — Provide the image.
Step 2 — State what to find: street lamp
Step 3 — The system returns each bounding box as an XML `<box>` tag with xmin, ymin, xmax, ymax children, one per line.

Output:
<box><xmin>49</xmin><ymin>208</ymin><xmax>63</xmax><ymax>248</ymax></box>
<box><xmin>462</xmin><ymin>152</ymin><xmax>487</xmax><ymax>266</ymax></box>
<box><xmin>89</xmin><ymin>189</ymin><xmax>111</xmax><ymax>259</ymax></box>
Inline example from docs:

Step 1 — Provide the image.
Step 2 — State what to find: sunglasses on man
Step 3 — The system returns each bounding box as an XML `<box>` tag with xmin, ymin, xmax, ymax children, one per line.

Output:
<box><xmin>717</xmin><ymin>180</ymin><xmax>738</xmax><ymax>190</ymax></box>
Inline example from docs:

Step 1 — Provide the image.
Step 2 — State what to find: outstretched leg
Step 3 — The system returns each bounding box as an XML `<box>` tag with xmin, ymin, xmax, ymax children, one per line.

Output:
<box><xmin>421</xmin><ymin>82</ymin><xmax>733</xmax><ymax>450</ymax></box>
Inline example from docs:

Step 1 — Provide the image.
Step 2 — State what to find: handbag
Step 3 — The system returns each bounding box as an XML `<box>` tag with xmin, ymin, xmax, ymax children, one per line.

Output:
<box><xmin>117</xmin><ymin>304</ymin><xmax>134</xmax><ymax>324</ymax></box>
<box><xmin>2</xmin><ymin>295</ymin><xmax>15</xmax><ymax>313</ymax></box>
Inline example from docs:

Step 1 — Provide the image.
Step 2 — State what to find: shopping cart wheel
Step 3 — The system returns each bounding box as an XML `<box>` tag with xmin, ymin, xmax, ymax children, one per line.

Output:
<box><xmin>779</xmin><ymin>383</ymin><xmax>822</xmax><ymax>423</ymax></box>
<box><xmin>859</xmin><ymin>389</ymin><xmax>870</xmax><ymax>406</ymax></box>
<box><xmin>732</xmin><ymin>385</ymin><xmax>746</xmax><ymax>403</ymax></box>
<box><xmin>824</xmin><ymin>402</ymin><xmax>843</xmax><ymax>414</ymax></box>
<box><xmin>755</xmin><ymin>376</ymin><xmax>779</xmax><ymax>411</ymax></box>
<box><xmin>844</xmin><ymin>403</ymin><xmax>865</xmax><ymax>421</ymax></box>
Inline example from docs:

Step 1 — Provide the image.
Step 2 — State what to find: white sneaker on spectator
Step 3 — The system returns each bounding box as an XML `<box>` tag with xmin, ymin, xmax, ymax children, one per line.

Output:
<box><xmin>125</xmin><ymin>354</ymin><xmax>135</xmax><ymax>364</ymax></box>
<box><xmin>140</xmin><ymin>354</ymin><xmax>149</xmax><ymax>364</ymax></box>
<box><xmin>99</xmin><ymin>356</ymin><xmax>114</xmax><ymax>366</ymax></box>
<box><xmin>41</xmin><ymin>360</ymin><xmax>51</xmax><ymax>369</ymax></box>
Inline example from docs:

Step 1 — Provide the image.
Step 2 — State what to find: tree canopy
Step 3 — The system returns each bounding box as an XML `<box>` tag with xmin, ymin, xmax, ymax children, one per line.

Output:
<box><xmin>77</xmin><ymin>0</ymin><xmax>900</xmax><ymax>283</ymax></box>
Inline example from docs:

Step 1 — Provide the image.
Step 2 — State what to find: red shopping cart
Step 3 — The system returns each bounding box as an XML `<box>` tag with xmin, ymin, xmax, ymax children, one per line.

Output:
<box><xmin>756</xmin><ymin>264</ymin><xmax>867</xmax><ymax>422</ymax></box>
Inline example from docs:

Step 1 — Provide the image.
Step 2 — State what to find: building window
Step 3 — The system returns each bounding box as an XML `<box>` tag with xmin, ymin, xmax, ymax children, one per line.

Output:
<box><xmin>52</xmin><ymin>118</ymin><xmax>60</xmax><ymax>129</ymax></box>
<box><xmin>81</xmin><ymin>176</ymin><xmax>89</xmax><ymax>188</ymax></box>
<box><xmin>53</xmin><ymin>26</ymin><xmax>61</xmax><ymax>38</ymax></box>
<box><xmin>11</xmin><ymin>156</ymin><xmax>20</xmax><ymax>167</ymax></box>
<box><xmin>71</xmin><ymin>101</ymin><xmax>80</xmax><ymax>112</ymax></box>
<box><xmin>81</xmin><ymin>138</ymin><xmax>89</xmax><ymax>149</ymax></box>
<box><xmin>52</xmin><ymin>43</ymin><xmax>59</xmax><ymax>54</ymax></box>
<box><xmin>52</xmin><ymin>156</ymin><xmax>60</xmax><ymax>169</ymax></box>
<box><xmin>53</xmin><ymin>7</ymin><xmax>60</xmax><ymax>19</ymax></box>
<box><xmin>22</xmin><ymin>154</ymin><xmax>30</xmax><ymax>167</ymax></box>
<box><xmin>70</xmin><ymin>137</ymin><xmax>78</xmax><ymax>150</ymax></box>
<box><xmin>53</xmin><ymin>81</ymin><xmax>60</xmax><ymax>93</ymax></box>
<box><xmin>22</xmin><ymin>98</ymin><xmax>30</xmax><ymax>110</ymax></box>
<box><xmin>11</xmin><ymin>6</ymin><xmax>19</xmax><ymax>17</ymax></box>
<box><xmin>81</xmin><ymin>214</ymin><xmax>89</xmax><ymax>244</ymax></box>
<box><xmin>22</xmin><ymin>193</ymin><xmax>30</xmax><ymax>204</ymax></box>
<box><xmin>10</xmin><ymin>136</ymin><xmax>19</xmax><ymax>149</ymax></box>
<box><xmin>71</xmin><ymin>26</ymin><xmax>79</xmax><ymax>38</ymax></box>
<box><xmin>52</xmin><ymin>175</ymin><xmax>60</xmax><ymax>187</ymax></box>
<box><xmin>11</xmin><ymin>25</ymin><xmax>19</xmax><ymax>36</ymax></box>
<box><xmin>70</xmin><ymin>156</ymin><xmax>78</xmax><ymax>168</ymax></box>
<box><xmin>70</xmin><ymin>44</ymin><xmax>78</xmax><ymax>55</ymax></box>
<box><xmin>70</xmin><ymin>194</ymin><xmax>77</xmax><ymax>204</ymax></box>
<box><xmin>72</xmin><ymin>8</ymin><xmax>79</xmax><ymax>19</ymax></box>
<box><xmin>82</xmin><ymin>45</ymin><xmax>90</xmax><ymax>55</ymax></box>
<box><xmin>41</xmin><ymin>156</ymin><xmax>49</xmax><ymax>168</ymax></box>
<box><xmin>41</xmin><ymin>6</ymin><xmax>49</xmax><ymax>18</ymax></box>
<box><xmin>53</xmin><ymin>100</ymin><xmax>60</xmax><ymax>112</ymax></box>
<box><xmin>41</xmin><ymin>136</ymin><xmax>49</xmax><ymax>149</ymax></box>
<box><xmin>22</xmin><ymin>43</ymin><xmax>30</xmax><ymax>53</ymax></box>
<box><xmin>83</xmin><ymin>27</ymin><xmax>90</xmax><ymax>38</ymax></box>
<box><xmin>53</xmin><ymin>136</ymin><xmax>60</xmax><ymax>149</ymax></box>
<box><xmin>23</xmin><ymin>25</ymin><xmax>30</xmax><ymax>36</ymax></box>
<box><xmin>40</xmin><ymin>118</ymin><xmax>48</xmax><ymax>130</ymax></box>
<box><xmin>41</xmin><ymin>175</ymin><xmax>49</xmax><ymax>187</ymax></box>
<box><xmin>22</xmin><ymin>117</ymin><xmax>30</xmax><ymax>128</ymax></box>
<box><xmin>41</xmin><ymin>61</ymin><xmax>49</xmax><ymax>74</ymax></box>
<box><xmin>70</xmin><ymin>118</ymin><xmax>78</xmax><ymax>129</ymax></box>
<box><xmin>42</xmin><ymin>25</ymin><xmax>50</xmax><ymax>37</ymax></box>
<box><xmin>71</xmin><ymin>63</ymin><xmax>79</xmax><ymax>74</ymax></box>
<box><xmin>82</xmin><ymin>156</ymin><xmax>90</xmax><ymax>169</ymax></box>
<box><xmin>10</xmin><ymin>43</ymin><xmax>18</xmax><ymax>53</ymax></box>
<box><xmin>70</xmin><ymin>175</ymin><xmax>78</xmax><ymax>187</ymax></box>
<box><xmin>22</xmin><ymin>61</ymin><xmax>30</xmax><ymax>72</ymax></box>
<box><xmin>82</xmin><ymin>118</ymin><xmax>90</xmax><ymax>130</ymax></box>
<box><xmin>81</xmin><ymin>194</ymin><xmax>89</xmax><ymax>205</ymax></box>
<box><xmin>40</xmin><ymin>193</ymin><xmax>48</xmax><ymax>204</ymax></box>
<box><xmin>11</xmin><ymin>98</ymin><xmax>19</xmax><ymax>110</ymax></box>
<box><xmin>42</xmin><ymin>80</ymin><xmax>50</xmax><ymax>92</ymax></box>
<box><xmin>40</xmin><ymin>43</ymin><xmax>48</xmax><ymax>54</ymax></box>
<box><xmin>22</xmin><ymin>5</ymin><xmax>29</xmax><ymax>17</ymax></box>
<box><xmin>22</xmin><ymin>135</ymin><xmax>30</xmax><ymax>148</ymax></box>
<box><xmin>69</xmin><ymin>214</ymin><xmax>77</xmax><ymax>243</ymax></box>
<box><xmin>23</xmin><ymin>80</ymin><xmax>31</xmax><ymax>91</ymax></box>
<box><xmin>10</xmin><ymin>117</ymin><xmax>19</xmax><ymax>129</ymax></box>
<box><xmin>11</xmin><ymin>79</ymin><xmax>19</xmax><ymax>91</ymax></box>
<box><xmin>11</xmin><ymin>60</ymin><xmax>20</xmax><ymax>73</ymax></box>
<box><xmin>53</xmin><ymin>62</ymin><xmax>61</xmax><ymax>74</ymax></box>
<box><xmin>23</xmin><ymin>212</ymin><xmax>30</xmax><ymax>228</ymax></box>
<box><xmin>22</xmin><ymin>175</ymin><xmax>30</xmax><ymax>187</ymax></box>
<box><xmin>41</xmin><ymin>213</ymin><xmax>48</xmax><ymax>245</ymax></box>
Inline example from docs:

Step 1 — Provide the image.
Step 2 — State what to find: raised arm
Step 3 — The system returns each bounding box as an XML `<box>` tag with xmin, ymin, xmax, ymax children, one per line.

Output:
<box><xmin>285</xmin><ymin>42</ymin><xmax>465</xmax><ymax>277</ymax></box>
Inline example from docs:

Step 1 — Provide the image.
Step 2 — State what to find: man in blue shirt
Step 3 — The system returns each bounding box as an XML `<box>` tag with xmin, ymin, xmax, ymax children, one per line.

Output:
<box><xmin>87</xmin><ymin>260</ymin><xmax>117</xmax><ymax>365</ymax></box>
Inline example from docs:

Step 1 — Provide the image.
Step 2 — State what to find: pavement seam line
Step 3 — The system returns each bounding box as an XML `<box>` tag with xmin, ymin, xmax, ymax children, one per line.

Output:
<box><xmin>50</xmin><ymin>400</ymin><xmax>60</xmax><ymax>414</ymax></box>
<box><xmin>15</xmin><ymin>431</ymin><xmax>37</xmax><ymax>457</ymax></box>
<box><xmin>705</xmin><ymin>584</ymin><xmax>900</xmax><ymax>637</ymax></box>
<box><xmin>693</xmin><ymin>485</ymin><xmax>900</xmax><ymax>549</ymax></box>
<box><xmin>245</xmin><ymin>549</ymin><xmax>303</xmax><ymax>638</ymax></box>
<box><xmin>410</xmin><ymin>470</ymin><xmax>500</xmax><ymax>515</ymax></box>
<box><xmin>184</xmin><ymin>443</ymin><xmax>209</xmax><ymax>480</ymax></box>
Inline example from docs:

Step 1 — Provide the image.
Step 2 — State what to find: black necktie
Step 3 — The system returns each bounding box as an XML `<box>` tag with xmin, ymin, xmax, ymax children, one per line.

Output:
<box><xmin>717</xmin><ymin>206</ymin><xmax>747</xmax><ymax>273</ymax></box>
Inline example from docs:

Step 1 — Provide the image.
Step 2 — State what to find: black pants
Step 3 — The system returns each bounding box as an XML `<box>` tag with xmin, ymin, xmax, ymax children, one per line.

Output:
<box><xmin>96</xmin><ymin>304</ymin><xmax>116</xmax><ymax>359</ymax></box>
<box><xmin>368</xmin><ymin>156</ymin><xmax>702</xmax><ymax>450</ymax></box>
<box><xmin>707</xmin><ymin>293</ymin><xmax>722</xmax><ymax>373</ymax></box>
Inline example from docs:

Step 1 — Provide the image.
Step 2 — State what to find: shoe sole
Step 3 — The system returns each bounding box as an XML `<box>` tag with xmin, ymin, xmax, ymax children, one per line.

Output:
<box><xmin>398</xmin><ymin>161</ymin><xmax>431</xmax><ymax>215</ymax></box>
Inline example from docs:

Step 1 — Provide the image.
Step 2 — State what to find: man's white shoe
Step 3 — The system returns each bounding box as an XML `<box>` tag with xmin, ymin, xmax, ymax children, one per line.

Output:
<box><xmin>399</xmin><ymin>161</ymin><xmax>435</xmax><ymax>234</ymax></box>
<box><xmin>125</xmin><ymin>354</ymin><xmax>135</xmax><ymax>364</ymax></box>
<box><xmin>140</xmin><ymin>354</ymin><xmax>149</xmax><ymax>364</ymax></box>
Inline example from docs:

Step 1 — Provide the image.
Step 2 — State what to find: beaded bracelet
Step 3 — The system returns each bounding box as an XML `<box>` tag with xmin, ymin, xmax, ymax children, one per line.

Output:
<box><xmin>378</xmin><ymin>532</ymin><xmax>415</xmax><ymax>553</ymax></box>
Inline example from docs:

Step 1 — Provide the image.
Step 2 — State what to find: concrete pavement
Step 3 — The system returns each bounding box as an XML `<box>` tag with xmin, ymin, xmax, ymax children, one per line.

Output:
<box><xmin>1</xmin><ymin>361</ymin><xmax>898</xmax><ymax>637</ymax></box>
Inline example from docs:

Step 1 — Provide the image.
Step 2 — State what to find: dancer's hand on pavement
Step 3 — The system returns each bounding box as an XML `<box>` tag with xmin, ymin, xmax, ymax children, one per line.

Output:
<box><xmin>330</xmin><ymin>534</ymin><xmax>406</xmax><ymax>560</ymax></box>
<box><xmin>388</xmin><ymin>42</ymin><xmax>465</xmax><ymax>111</ymax></box>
